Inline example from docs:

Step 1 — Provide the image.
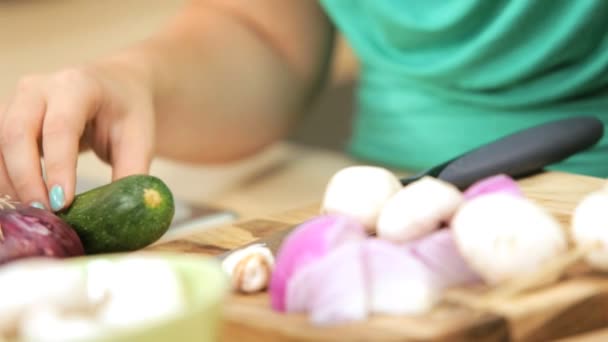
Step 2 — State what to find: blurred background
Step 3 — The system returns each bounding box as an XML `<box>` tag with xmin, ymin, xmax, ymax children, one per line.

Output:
<box><xmin>0</xmin><ymin>0</ymin><xmax>361</xmax><ymax>221</ymax></box>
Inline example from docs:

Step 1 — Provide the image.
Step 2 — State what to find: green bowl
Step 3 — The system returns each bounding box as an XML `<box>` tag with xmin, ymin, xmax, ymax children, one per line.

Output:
<box><xmin>66</xmin><ymin>252</ymin><xmax>229</xmax><ymax>342</ymax></box>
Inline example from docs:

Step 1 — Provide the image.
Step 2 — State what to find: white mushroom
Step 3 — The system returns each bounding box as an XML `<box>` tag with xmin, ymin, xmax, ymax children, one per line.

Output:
<box><xmin>222</xmin><ymin>243</ymin><xmax>274</xmax><ymax>293</ymax></box>
<box><xmin>571</xmin><ymin>190</ymin><xmax>608</xmax><ymax>270</ymax></box>
<box><xmin>451</xmin><ymin>193</ymin><xmax>567</xmax><ymax>285</ymax></box>
<box><xmin>0</xmin><ymin>258</ymin><xmax>88</xmax><ymax>337</ymax></box>
<box><xmin>92</xmin><ymin>257</ymin><xmax>185</xmax><ymax>329</ymax></box>
<box><xmin>19</xmin><ymin>306</ymin><xmax>102</xmax><ymax>342</ymax></box>
<box><xmin>0</xmin><ymin>256</ymin><xmax>187</xmax><ymax>341</ymax></box>
<box><xmin>377</xmin><ymin>177</ymin><xmax>463</xmax><ymax>242</ymax></box>
<box><xmin>321</xmin><ymin>166</ymin><xmax>402</xmax><ymax>232</ymax></box>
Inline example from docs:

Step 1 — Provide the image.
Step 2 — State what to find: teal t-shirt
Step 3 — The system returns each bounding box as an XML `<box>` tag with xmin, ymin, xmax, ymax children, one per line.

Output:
<box><xmin>320</xmin><ymin>0</ymin><xmax>608</xmax><ymax>177</ymax></box>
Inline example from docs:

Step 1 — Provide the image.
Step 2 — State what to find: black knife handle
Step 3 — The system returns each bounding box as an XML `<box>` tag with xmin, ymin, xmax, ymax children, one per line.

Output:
<box><xmin>435</xmin><ymin>116</ymin><xmax>604</xmax><ymax>189</ymax></box>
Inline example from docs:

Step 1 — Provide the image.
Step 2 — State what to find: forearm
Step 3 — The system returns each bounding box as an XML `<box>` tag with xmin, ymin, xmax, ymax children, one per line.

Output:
<box><xmin>97</xmin><ymin>0</ymin><xmax>334</xmax><ymax>163</ymax></box>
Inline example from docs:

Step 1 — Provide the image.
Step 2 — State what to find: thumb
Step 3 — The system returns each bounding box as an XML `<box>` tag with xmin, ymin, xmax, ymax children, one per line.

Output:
<box><xmin>110</xmin><ymin>113</ymin><xmax>154</xmax><ymax>181</ymax></box>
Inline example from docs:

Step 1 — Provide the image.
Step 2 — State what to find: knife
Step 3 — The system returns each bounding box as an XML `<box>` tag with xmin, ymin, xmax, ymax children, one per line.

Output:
<box><xmin>218</xmin><ymin>116</ymin><xmax>604</xmax><ymax>259</ymax></box>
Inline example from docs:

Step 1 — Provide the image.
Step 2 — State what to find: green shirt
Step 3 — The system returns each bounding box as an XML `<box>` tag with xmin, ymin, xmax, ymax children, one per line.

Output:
<box><xmin>320</xmin><ymin>0</ymin><xmax>608</xmax><ymax>177</ymax></box>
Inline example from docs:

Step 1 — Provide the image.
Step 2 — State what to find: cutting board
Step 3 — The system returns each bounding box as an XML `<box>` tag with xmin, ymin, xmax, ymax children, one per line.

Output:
<box><xmin>147</xmin><ymin>171</ymin><xmax>608</xmax><ymax>341</ymax></box>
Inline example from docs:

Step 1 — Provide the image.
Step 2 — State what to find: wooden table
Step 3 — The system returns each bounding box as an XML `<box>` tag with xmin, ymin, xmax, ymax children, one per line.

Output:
<box><xmin>147</xmin><ymin>171</ymin><xmax>608</xmax><ymax>341</ymax></box>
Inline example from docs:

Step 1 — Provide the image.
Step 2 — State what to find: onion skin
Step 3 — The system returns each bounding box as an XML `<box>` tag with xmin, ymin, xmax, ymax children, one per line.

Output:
<box><xmin>365</xmin><ymin>239</ymin><xmax>442</xmax><ymax>316</ymax></box>
<box><xmin>285</xmin><ymin>241</ymin><xmax>368</xmax><ymax>325</ymax></box>
<box><xmin>270</xmin><ymin>215</ymin><xmax>366</xmax><ymax>312</ymax></box>
<box><xmin>463</xmin><ymin>174</ymin><xmax>523</xmax><ymax>200</ymax></box>
<box><xmin>406</xmin><ymin>229</ymin><xmax>481</xmax><ymax>286</ymax></box>
<box><xmin>284</xmin><ymin>239</ymin><xmax>439</xmax><ymax>325</ymax></box>
<box><xmin>280</xmin><ymin>228</ymin><xmax>481</xmax><ymax>325</ymax></box>
<box><xmin>0</xmin><ymin>200</ymin><xmax>85</xmax><ymax>265</ymax></box>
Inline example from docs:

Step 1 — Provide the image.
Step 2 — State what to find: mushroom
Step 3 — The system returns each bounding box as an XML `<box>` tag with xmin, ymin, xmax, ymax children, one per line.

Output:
<box><xmin>321</xmin><ymin>166</ymin><xmax>402</xmax><ymax>232</ymax></box>
<box><xmin>91</xmin><ymin>257</ymin><xmax>185</xmax><ymax>329</ymax></box>
<box><xmin>19</xmin><ymin>306</ymin><xmax>102</xmax><ymax>342</ymax></box>
<box><xmin>377</xmin><ymin>177</ymin><xmax>463</xmax><ymax>243</ymax></box>
<box><xmin>0</xmin><ymin>258</ymin><xmax>88</xmax><ymax>337</ymax></box>
<box><xmin>571</xmin><ymin>190</ymin><xmax>608</xmax><ymax>270</ymax></box>
<box><xmin>221</xmin><ymin>244</ymin><xmax>274</xmax><ymax>293</ymax></box>
<box><xmin>451</xmin><ymin>193</ymin><xmax>567</xmax><ymax>285</ymax></box>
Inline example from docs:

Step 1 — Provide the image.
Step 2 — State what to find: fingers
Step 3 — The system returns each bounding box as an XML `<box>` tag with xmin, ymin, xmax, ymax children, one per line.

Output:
<box><xmin>0</xmin><ymin>70</ymin><xmax>101</xmax><ymax>210</ymax></box>
<box><xmin>110</xmin><ymin>109</ymin><xmax>154</xmax><ymax>181</ymax></box>
<box><xmin>0</xmin><ymin>78</ymin><xmax>48</xmax><ymax>207</ymax></box>
<box><xmin>41</xmin><ymin>98</ymin><xmax>93</xmax><ymax>211</ymax></box>
<box><xmin>0</xmin><ymin>105</ymin><xmax>17</xmax><ymax>199</ymax></box>
<box><xmin>0</xmin><ymin>67</ymin><xmax>153</xmax><ymax>210</ymax></box>
<box><xmin>41</xmin><ymin>69</ymin><xmax>100</xmax><ymax>211</ymax></box>
<box><xmin>0</xmin><ymin>154</ymin><xmax>17</xmax><ymax>200</ymax></box>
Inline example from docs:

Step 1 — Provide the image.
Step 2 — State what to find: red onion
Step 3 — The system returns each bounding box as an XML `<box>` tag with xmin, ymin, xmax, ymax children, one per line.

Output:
<box><xmin>463</xmin><ymin>174</ymin><xmax>523</xmax><ymax>200</ymax></box>
<box><xmin>406</xmin><ymin>229</ymin><xmax>481</xmax><ymax>286</ymax></box>
<box><xmin>365</xmin><ymin>239</ymin><xmax>442</xmax><ymax>316</ymax></box>
<box><xmin>283</xmin><ymin>236</ymin><xmax>473</xmax><ymax>325</ymax></box>
<box><xmin>269</xmin><ymin>214</ymin><xmax>366</xmax><ymax>311</ymax></box>
<box><xmin>0</xmin><ymin>197</ymin><xmax>85</xmax><ymax>265</ymax></box>
<box><xmin>271</xmin><ymin>214</ymin><xmax>482</xmax><ymax>325</ymax></box>
<box><xmin>285</xmin><ymin>241</ymin><xmax>367</xmax><ymax>325</ymax></box>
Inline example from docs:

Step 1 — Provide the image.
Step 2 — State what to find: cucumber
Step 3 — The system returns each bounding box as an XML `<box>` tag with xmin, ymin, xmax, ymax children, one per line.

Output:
<box><xmin>59</xmin><ymin>175</ymin><xmax>175</xmax><ymax>254</ymax></box>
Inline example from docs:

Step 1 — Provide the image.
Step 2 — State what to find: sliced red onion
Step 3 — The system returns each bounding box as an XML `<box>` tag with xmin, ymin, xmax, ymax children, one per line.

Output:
<box><xmin>364</xmin><ymin>239</ymin><xmax>442</xmax><ymax>315</ymax></box>
<box><xmin>274</xmin><ymin>220</ymin><xmax>481</xmax><ymax>325</ymax></box>
<box><xmin>463</xmin><ymin>174</ymin><xmax>523</xmax><ymax>200</ymax></box>
<box><xmin>0</xmin><ymin>199</ymin><xmax>85</xmax><ymax>265</ymax></box>
<box><xmin>285</xmin><ymin>241</ymin><xmax>368</xmax><ymax>325</ymax></box>
<box><xmin>406</xmin><ymin>229</ymin><xmax>481</xmax><ymax>287</ymax></box>
<box><xmin>283</xmin><ymin>238</ymin><xmax>455</xmax><ymax>325</ymax></box>
<box><xmin>269</xmin><ymin>214</ymin><xmax>366</xmax><ymax>311</ymax></box>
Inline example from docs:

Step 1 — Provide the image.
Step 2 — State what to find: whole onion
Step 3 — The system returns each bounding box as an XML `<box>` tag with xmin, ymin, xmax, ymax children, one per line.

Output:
<box><xmin>0</xmin><ymin>196</ymin><xmax>85</xmax><ymax>265</ymax></box>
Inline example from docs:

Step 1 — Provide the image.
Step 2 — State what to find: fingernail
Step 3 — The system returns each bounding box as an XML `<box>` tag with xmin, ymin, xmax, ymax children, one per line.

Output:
<box><xmin>49</xmin><ymin>185</ymin><xmax>65</xmax><ymax>211</ymax></box>
<box><xmin>30</xmin><ymin>201</ymin><xmax>45</xmax><ymax>210</ymax></box>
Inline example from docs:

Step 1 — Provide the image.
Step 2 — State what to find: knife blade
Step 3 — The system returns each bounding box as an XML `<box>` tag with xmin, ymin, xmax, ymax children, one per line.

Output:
<box><xmin>218</xmin><ymin>116</ymin><xmax>604</xmax><ymax>260</ymax></box>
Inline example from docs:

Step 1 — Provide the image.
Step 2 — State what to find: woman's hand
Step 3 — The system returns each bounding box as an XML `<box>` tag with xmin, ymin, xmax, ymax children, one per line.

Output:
<box><xmin>0</xmin><ymin>63</ymin><xmax>155</xmax><ymax>211</ymax></box>
<box><xmin>0</xmin><ymin>0</ymin><xmax>333</xmax><ymax>212</ymax></box>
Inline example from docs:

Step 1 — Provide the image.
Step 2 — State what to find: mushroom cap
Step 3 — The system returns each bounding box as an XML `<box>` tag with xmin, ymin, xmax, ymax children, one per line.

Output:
<box><xmin>377</xmin><ymin>177</ymin><xmax>463</xmax><ymax>243</ymax></box>
<box><xmin>321</xmin><ymin>166</ymin><xmax>401</xmax><ymax>231</ymax></box>
<box><xmin>452</xmin><ymin>193</ymin><xmax>567</xmax><ymax>284</ymax></box>
<box><xmin>572</xmin><ymin>190</ymin><xmax>608</xmax><ymax>270</ymax></box>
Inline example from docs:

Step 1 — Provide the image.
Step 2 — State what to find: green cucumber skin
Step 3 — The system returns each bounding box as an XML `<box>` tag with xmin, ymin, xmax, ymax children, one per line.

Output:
<box><xmin>59</xmin><ymin>175</ymin><xmax>175</xmax><ymax>254</ymax></box>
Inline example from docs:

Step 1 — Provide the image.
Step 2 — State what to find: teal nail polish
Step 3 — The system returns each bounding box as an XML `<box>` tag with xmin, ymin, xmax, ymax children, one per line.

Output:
<box><xmin>49</xmin><ymin>185</ymin><xmax>65</xmax><ymax>211</ymax></box>
<box><xmin>30</xmin><ymin>201</ymin><xmax>45</xmax><ymax>210</ymax></box>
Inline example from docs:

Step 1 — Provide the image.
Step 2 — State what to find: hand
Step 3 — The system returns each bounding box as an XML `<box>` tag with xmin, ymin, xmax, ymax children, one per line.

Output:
<box><xmin>0</xmin><ymin>64</ymin><xmax>155</xmax><ymax>211</ymax></box>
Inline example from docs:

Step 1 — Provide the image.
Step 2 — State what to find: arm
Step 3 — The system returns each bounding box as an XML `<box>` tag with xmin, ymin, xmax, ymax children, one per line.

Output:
<box><xmin>99</xmin><ymin>0</ymin><xmax>335</xmax><ymax>163</ymax></box>
<box><xmin>0</xmin><ymin>0</ymin><xmax>335</xmax><ymax>209</ymax></box>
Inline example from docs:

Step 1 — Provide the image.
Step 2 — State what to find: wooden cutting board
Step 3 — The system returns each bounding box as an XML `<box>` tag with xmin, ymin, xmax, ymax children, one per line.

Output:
<box><xmin>147</xmin><ymin>171</ymin><xmax>608</xmax><ymax>341</ymax></box>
